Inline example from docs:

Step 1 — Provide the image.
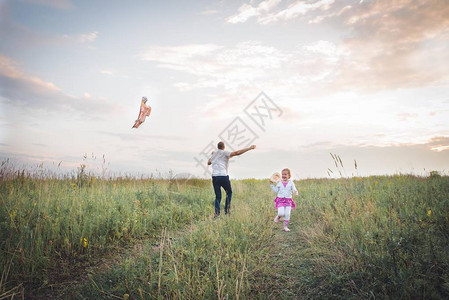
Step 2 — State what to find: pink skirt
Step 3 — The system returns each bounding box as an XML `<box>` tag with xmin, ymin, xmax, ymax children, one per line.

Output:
<box><xmin>274</xmin><ymin>197</ymin><xmax>296</xmax><ymax>209</ymax></box>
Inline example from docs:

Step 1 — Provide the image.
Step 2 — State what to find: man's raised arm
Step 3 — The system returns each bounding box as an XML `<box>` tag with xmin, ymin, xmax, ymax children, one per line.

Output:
<box><xmin>230</xmin><ymin>145</ymin><xmax>256</xmax><ymax>158</ymax></box>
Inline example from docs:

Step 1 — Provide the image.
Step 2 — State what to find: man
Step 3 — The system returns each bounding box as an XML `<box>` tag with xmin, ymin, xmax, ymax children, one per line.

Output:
<box><xmin>207</xmin><ymin>142</ymin><xmax>256</xmax><ymax>216</ymax></box>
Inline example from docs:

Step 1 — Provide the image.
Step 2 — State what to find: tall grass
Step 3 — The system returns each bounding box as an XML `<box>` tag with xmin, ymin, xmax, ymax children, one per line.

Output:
<box><xmin>1</xmin><ymin>160</ymin><xmax>448</xmax><ymax>299</ymax></box>
<box><xmin>262</xmin><ymin>174</ymin><xmax>449</xmax><ymax>299</ymax></box>
<box><xmin>0</xmin><ymin>162</ymin><xmax>212</xmax><ymax>297</ymax></box>
<box><xmin>74</xmin><ymin>179</ymin><xmax>275</xmax><ymax>299</ymax></box>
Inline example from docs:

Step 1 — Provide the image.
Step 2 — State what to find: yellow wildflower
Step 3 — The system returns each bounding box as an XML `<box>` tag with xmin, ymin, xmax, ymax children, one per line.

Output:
<box><xmin>427</xmin><ymin>209</ymin><xmax>432</xmax><ymax>217</ymax></box>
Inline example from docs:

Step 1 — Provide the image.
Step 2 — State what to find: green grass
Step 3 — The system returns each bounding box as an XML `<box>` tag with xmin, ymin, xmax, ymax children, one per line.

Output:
<box><xmin>0</xmin><ymin>166</ymin><xmax>212</xmax><ymax>297</ymax></box>
<box><xmin>1</xmin><ymin>163</ymin><xmax>448</xmax><ymax>299</ymax></box>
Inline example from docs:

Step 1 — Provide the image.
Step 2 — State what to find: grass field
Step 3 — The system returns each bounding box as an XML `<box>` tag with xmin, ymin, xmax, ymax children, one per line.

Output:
<box><xmin>1</xmin><ymin>162</ymin><xmax>448</xmax><ymax>299</ymax></box>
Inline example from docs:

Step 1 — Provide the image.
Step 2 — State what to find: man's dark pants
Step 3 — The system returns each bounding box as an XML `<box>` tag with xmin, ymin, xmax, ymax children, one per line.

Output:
<box><xmin>212</xmin><ymin>175</ymin><xmax>232</xmax><ymax>216</ymax></box>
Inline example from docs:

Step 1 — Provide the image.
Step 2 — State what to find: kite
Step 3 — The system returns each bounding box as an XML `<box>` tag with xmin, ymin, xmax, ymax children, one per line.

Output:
<box><xmin>132</xmin><ymin>96</ymin><xmax>152</xmax><ymax>128</ymax></box>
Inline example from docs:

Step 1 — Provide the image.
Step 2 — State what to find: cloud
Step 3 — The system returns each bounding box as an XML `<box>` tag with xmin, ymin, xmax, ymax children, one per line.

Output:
<box><xmin>327</xmin><ymin>0</ymin><xmax>449</xmax><ymax>91</ymax></box>
<box><xmin>140</xmin><ymin>41</ymin><xmax>290</xmax><ymax>89</ymax></box>
<box><xmin>225</xmin><ymin>0</ymin><xmax>449</xmax><ymax>92</ymax></box>
<box><xmin>259</xmin><ymin>0</ymin><xmax>335</xmax><ymax>24</ymax></box>
<box><xmin>309</xmin><ymin>5</ymin><xmax>352</xmax><ymax>24</ymax></box>
<box><xmin>427</xmin><ymin>136</ymin><xmax>449</xmax><ymax>152</ymax></box>
<box><xmin>397</xmin><ymin>113</ymin><xmax>418</xmax><ymax>122</ymax></box>
<box><xmin>140</xmin><ymin>44</ymin><xmax>224</xmax><ymax>72</ymax></box>
<box><xmin>219</xmin><ymin>135</ymin><xmax>449</xmax><ymax>179</ymax></box>
<box><xmin>227</xmin><ymin>0</ymin><xmax>335</xmax><ymax>24</ymax></box>
<box><xmin>198</xmin><ymin>9</ymin><xmax>219</xmax><ymax>15</ymax></box>
<box><xmin>227</xmin><ymin>0</ymin><xmax>282</xmax><ymax>24</ymax></box>
<box><xmin>0</xmin><ymin>54</ymin><xmax>121</xmax><ymax>117</ymax></box>
<box><xmin>1</xmin><ymin>2</ymin><xmax>95</xmax><ymax>49</ymax></box>
<box><xmin>62</xmin><ymin>31</ymin><xmax>99</xmax><ymax>44</ymax></box>
<box><xmin>77</xmin><ymin>31</ymin><xmax>98</xmax><ymax>43</ymax></box>
<box><xmin>100</xmin><ymin>70</ymin><xmax>115</xmax><ymax>75</ymax></box>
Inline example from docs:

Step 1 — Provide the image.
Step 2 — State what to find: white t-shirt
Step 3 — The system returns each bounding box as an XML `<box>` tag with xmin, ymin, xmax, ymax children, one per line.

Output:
<box><xmin>210</xmin><ymin>150</ymin><xmax>231</xmax><ymax>176</ymax></box>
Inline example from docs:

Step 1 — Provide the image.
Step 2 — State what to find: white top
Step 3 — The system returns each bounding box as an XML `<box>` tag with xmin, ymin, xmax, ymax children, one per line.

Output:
<box><xmin>270</xmin><ymin>180</ymin><xmax>298</xmax><ymax>198</ymax></box>
<box><xmin>210</xmin><ymin>150</ymin><xmax>231</xmax><ymax>176</ymax></box>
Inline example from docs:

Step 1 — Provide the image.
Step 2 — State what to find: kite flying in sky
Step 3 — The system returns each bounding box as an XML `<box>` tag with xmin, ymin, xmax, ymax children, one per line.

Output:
<box><xmin>132</xmin><ymin>97</ymin><xmax>152</xmax><ymax>129</ymax></box>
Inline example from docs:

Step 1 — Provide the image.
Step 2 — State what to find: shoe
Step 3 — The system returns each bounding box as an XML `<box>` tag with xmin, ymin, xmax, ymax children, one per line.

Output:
<box><xmin>284</xmin><ymin>227</ymin><xmax>290</xmax><ymax>232</ymax></box>
<box><xmin>274</xmin><ymin>216</ymin><xmax>280</xmax><ymax>223</ymax></box>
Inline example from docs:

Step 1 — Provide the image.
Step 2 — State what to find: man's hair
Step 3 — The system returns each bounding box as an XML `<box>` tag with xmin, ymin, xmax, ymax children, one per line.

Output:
<box><xmin>217</xmin><ymin>141</ymin><xmax>225</xmax><ymax>149</ymax></box>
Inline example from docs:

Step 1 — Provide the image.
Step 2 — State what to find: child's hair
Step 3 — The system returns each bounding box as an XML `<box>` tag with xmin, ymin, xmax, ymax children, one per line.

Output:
<box><xmin>282</xmin><ymin>168</ymin><xmax>291</xmax><ymax>178</ymax></box>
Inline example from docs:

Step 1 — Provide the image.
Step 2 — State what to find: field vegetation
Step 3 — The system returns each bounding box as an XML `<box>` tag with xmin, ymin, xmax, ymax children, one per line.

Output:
<box><xmin>1</xmin><ymin>161</ymin><xmax>448</xmax><ymax>299</ymax></box>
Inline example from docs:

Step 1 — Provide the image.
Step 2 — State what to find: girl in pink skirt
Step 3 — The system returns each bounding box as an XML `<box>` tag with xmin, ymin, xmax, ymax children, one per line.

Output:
<box><xmin>270</xmin><ymin>168</ymin><xmax>298</xmax><ymax>232</ymax></box>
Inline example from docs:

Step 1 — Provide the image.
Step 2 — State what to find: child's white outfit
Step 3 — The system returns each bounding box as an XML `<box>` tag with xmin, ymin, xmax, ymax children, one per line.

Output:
<box><xmin>270</xmin><ymin>180</ymin><xmax>297</xmax><ymax>231</ymax></box>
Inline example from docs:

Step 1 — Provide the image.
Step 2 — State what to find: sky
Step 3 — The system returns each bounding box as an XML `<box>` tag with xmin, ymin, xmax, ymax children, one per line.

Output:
<box><xmin>0</xmin><ymin>0</ymin><xmax>448</xmax><ymax>179</ymax></box>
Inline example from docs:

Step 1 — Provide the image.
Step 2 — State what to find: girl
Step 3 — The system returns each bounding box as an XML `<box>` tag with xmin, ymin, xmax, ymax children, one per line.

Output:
<box><xmin>270</xmin><ymin>168</ymin><xmax>298</xmax><ymax>232</ymax></box>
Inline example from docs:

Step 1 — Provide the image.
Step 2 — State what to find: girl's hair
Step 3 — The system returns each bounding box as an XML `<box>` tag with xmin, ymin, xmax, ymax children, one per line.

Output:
<box><xmin>282</xmin><ymin>168</ymin><xmax>291</xmax><ymax>178</ymax></box>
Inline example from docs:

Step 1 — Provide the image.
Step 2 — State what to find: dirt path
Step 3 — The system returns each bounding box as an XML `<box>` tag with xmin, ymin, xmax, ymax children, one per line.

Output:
<box><xmin>259</xmin><ymin>219</ymin><xmax>311</xmax><ymax>299</ymax></box>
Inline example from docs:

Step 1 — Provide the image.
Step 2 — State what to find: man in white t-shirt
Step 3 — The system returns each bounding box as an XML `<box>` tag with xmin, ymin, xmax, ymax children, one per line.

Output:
<box><xmin>207</xmin><ymin>141</ymin><xmax>256</xmax><ymax>216</ymax></box>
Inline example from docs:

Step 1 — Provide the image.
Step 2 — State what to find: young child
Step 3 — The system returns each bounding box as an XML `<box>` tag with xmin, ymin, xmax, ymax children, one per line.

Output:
<box><xmin>270</xmin><ymin>168</ymin><xmax>298</xmax><ymax>232</ymax></box>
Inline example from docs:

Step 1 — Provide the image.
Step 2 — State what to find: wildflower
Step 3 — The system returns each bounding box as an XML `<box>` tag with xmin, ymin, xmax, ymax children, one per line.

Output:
<box><xmin>375</xmin><ymin>180</ymin><xmax>378</xmax><ymax>187</ymax></box>
<box><xmin>427</xmin><ymin>209</ymin><xmax>432</xmax><ymax>217</ymax></box>
<box><xmin>83</xmin><ymin>238</ymin><xmax>88</xmax><ymax>248</ymax></box>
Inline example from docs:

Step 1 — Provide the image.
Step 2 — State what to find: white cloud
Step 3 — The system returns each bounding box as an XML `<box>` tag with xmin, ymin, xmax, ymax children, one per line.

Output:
<box><xmin>309</xmin><ymin>5</ymin><xmax>352</xmax><ymax>24</ymax></box>
<box><xmin>78</xmin><ymin>31</ymin><xmax>98</xmax><ymax>43</ymax></box>
<box><xmin>62</xmin><ymin>31</ymin><xmax>98</xmax><ymax>43</ymax></box>
<box><xmin>198</xmin><ymin>9</ymin><xmax>219</xmax><ymax>15</ymax></box>
<box><xmin>431</xmin><ymin>145</ymin><xmax>449</xmax><ymax>152</ymax></box>
<box><xmin>260</xmin><ymin>0</ymin><xmax>335</xmax><ymax>24</ymax></box>
<box><xmin>0</xmin><ymin>54</ymin><xmax>121</xmax><ymax>116</ymax></box>
<box><xmin>227</xmin><ymin>0</ymin><xmax>335</xmax><ymax>24</ymax></box>
<box><xmin>100</xmin><ymin>70</ymin><xmax>114</xmax><ymax>75</ymax></box>
<box><xmin>173</xmin><ymin>82</ymin><xmax>191</xmax><ymax>91</ymax></box>
<box><xmin>225</xmin><ymin>0</ymin><xmax>449</xmax><ymax>92</ymax></box>
<box><xmin>61</xmin><ymin>31</ymin><xmax>98</xmax><ymax>44</ymax></box>
<box><xmin>227</xmin><ymin>0</ymin><xmax>282</xmax><ymax>24</ymax></box>
<box><xmin>140</xmin><ymin>41</ymin><xmax>290</xmax><ymax>89</ymax></box>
